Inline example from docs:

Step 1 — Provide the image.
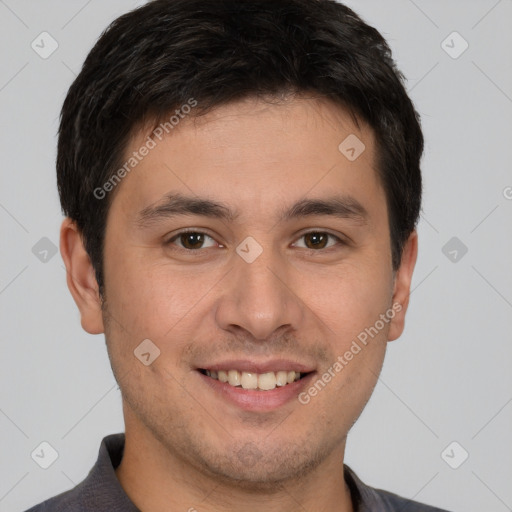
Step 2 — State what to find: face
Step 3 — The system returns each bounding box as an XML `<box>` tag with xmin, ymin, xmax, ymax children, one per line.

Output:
<box><xmin>66</xmin><ymin>96</ymin><xmax>417</xmax><ymax>487</ymax></box>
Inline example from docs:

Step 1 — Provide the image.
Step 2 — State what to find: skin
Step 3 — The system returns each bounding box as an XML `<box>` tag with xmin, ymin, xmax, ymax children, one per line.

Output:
<box><xmin>60</xmin><ymin>95</ymin><xmax>418</xmax><ymax>512</ymax></box>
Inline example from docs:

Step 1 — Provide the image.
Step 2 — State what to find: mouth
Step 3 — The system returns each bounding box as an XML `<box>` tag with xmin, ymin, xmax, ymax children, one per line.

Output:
<box><xmin>196</xmin><ymin>361</ymin><xmax>316</xmax><ymax>412</ymax></box>
<box><xmin>198</xmin><ymin>368</ymin><xmax>311</xmax><ymax>391</ymax></box>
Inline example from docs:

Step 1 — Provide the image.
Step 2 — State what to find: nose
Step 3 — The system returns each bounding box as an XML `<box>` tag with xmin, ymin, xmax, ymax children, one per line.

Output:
<box><xmin>214</xmin><ymin>242</ymin><xmax>304</xmax><ymax>341</ymax></box>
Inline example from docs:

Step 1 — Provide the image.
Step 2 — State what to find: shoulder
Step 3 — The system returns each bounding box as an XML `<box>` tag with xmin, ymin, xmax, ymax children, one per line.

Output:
<box><xmin>344</xmin><ymin>465</ymin><xmax>451</xmax><ymax>512</ymax></box>
<box><xmin>371</xmin><ymin>487</ymin><xmax>451</xmax><ymax>511</ymax></box>
<box><xmin>23</xmin><ymin>433</ymin><xmax>135</xmax><ymax>512</ymax></box>
<box><xmin>23</xmin><ymin>484</ymin><xmax>85</xmax><ymax>512</ymax></box>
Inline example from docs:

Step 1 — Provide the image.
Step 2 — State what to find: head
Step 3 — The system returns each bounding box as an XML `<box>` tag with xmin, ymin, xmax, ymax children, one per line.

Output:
<box><xmin>59</xmin><ymin>0</ymin><xmax>422</xmax><ymax>488</ymax></box>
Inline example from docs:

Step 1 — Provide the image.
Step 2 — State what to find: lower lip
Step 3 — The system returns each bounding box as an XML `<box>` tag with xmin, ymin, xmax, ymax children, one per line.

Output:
<box><xmin>197</xmin><ymin>371</ymin><xmax>316</xmax><ymax>412</ymax></box>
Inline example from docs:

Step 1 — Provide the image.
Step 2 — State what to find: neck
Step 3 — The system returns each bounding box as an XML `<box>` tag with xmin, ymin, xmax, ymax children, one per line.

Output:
<box><xmin>115</xmin><ymin>423</ymin><xmax>354</xmax><ymax>512</ymax></box>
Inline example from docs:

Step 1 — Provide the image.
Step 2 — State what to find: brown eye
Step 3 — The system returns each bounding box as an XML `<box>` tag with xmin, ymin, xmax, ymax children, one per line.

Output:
<box><xmin>295</xmin><ymin>231</ymin><xmax>341</xmax><ymax>250</ymax></box>
<box><xmin>166</xmin><ymin>231</ymin><xmax>217</xmax><ymax>250</ymax></box>
<box><xmin>180</xmin><ymin>232</ymin><xmax>205</xmax><ymax>250</ymax></box>
<box><xmin>303</xmin><ymin>232</ymin><xmax>329</xmax><ymax>249</ymax></box>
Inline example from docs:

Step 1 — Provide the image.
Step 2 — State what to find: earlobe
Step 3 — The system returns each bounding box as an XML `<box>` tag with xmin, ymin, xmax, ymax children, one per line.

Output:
<box><xmin>388</xmin><ymin>230</ymin><xmax>418</xmax><ymax>341</ymax></box>
<box><xmin>60</xmin><ymin>218</ymin><xmax>105</xmax><ymax>335</ymax></box>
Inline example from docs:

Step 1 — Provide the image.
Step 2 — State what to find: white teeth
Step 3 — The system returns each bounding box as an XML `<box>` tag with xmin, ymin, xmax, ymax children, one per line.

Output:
<box><xmin>228</xmin><ymin>369</ymin><xmax>241</xmax><ymax>386</ymax></box>
<box><xmin>276</xmin><ymin>371</ymin><xmax>288</xmax><ymax>387</ymax></box>
<box><xmin>241</xmin><ymin>372</ymin><xmax>258</xmax><ymax>390</ymax></box>
<box><xmin>258</xmin><ymin>372</ymin><xmax>277</xmax><ymax>390</ymax></box>
<box><xmin>204</xmin><ymin>369</ymin><xmax>304</xmax><ymax>390</ymax></box>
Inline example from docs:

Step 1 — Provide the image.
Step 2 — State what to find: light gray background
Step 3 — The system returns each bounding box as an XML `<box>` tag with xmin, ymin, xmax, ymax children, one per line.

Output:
<box><xmin>1</xmin><ymin>1</ymin><xmax>511</xmax><ymax>511</ymax></box>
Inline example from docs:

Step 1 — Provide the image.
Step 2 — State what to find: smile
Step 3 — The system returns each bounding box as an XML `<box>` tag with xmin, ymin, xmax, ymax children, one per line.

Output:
<box><xmin>199</xmin><ymin>369</ymin><xmax>306</xmax><ymax>391</ymax></box>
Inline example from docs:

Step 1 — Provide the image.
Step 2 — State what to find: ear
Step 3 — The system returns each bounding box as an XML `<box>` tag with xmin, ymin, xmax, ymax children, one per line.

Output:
<box><xmin>60</xmin><ymin>218</ymin><xmax>105</xmax><ymax>335</ymax></box>
<box><xmin>387</xmin><ymin>230</ymin><xmax>418</xmax><ymax>341</ymax></box>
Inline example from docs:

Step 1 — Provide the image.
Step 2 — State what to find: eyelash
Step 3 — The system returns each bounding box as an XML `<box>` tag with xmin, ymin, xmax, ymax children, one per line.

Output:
<box><xmin>164</xmin><ymin>229</ymin><xmax>346</xmax><ymax>253</ymax></box>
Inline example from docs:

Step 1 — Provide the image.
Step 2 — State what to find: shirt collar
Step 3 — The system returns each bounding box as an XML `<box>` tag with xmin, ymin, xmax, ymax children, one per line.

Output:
<box><xmin>76</xmin><ymin>433</ymin><xmax>140</xmax><ymax>511</ymax></box>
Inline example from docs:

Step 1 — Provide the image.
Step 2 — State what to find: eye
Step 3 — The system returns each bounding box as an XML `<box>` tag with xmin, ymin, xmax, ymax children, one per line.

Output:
<box><xmin>165</xmin><ymin>230</ymin><xmax>220</xmax><ymax>250</ymax></box>
<box><xmin>293</xmin><ymin>231</ymin><xmax>344</xmax><ymax>250</ymax></box>
<box><xmin>165</xmin><ymin>229</ymin><xmax>345</xmax><ymax>252</ymax></box>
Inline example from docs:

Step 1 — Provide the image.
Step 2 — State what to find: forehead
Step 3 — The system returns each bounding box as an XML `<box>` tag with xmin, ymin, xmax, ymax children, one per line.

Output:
<box><xmin>108</xmin><ymin>96</ymin><xmax>384</xmax><ymax>226</ymax></box>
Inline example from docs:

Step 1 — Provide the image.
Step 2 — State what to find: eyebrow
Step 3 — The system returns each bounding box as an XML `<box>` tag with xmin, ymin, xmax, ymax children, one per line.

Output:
<box><xmin>134</xmin><ymin>192</ymin><xmax>369</xmax><ymax>228</ymax></box>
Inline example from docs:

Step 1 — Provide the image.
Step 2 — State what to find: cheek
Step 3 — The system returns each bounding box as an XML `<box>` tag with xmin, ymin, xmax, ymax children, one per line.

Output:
<box><xmin>330</xmin><ymin>341</ymin><xmax>386</xmax><ymax>426</ymax></box>
<box><xmin>103</xmin><ymin>244</ymin><xmax>219</xmax><ymax>348</ymax></box>
<box><xmin>297</xmin><ymin>257</ymin><xmax>393</xmax><ymax>343</ymax></box>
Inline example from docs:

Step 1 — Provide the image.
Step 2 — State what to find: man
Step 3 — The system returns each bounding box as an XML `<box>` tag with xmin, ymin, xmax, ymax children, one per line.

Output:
<box><xmin>26</xmin><ymin>0</ymin><xmax>450</xmax><ymax>510</ymax></box>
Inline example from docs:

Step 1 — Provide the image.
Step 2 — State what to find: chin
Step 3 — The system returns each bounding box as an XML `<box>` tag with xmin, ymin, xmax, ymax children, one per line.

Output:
<box><xmin>196</xmin><ymin>441</ymin><xmax>328</xmax><ymax>489</ymax></box>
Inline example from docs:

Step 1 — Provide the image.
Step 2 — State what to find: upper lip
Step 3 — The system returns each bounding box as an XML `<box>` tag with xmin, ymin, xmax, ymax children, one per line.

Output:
<box><xmin>197</xmin><ymin>359</ymin><xmax>316</xmax><ymax>374</ymax></box>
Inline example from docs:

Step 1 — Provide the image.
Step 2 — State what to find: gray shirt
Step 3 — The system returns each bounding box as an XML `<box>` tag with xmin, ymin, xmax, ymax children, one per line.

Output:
<box><xmin>25</xmin><ymin>433</ymin><xmax>450</xmax><ymax>511</ymax></box>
